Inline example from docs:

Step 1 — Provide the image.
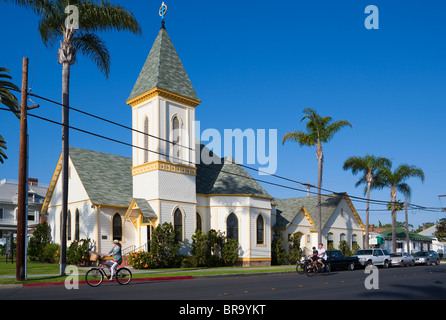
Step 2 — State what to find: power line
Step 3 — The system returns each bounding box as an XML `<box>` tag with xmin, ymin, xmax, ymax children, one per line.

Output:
<box><xmin>1</xmin><ymin>102</ymin><xmax>443</xmax><ymax>213</ymax></box>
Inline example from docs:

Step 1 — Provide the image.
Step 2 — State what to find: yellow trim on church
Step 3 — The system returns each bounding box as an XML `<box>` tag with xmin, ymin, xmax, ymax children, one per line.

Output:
<box><xmin>126</xmin><ymin>87</ymin><xmax>201</xmax><ymax>108</ymax></box>
<box><xmin>132</xmin><ymin>160</ymin><xmax>197</xmax><ymax>176</ymax></box>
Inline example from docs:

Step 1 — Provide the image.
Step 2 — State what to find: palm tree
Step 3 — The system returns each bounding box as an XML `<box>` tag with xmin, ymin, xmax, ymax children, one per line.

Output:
<box><xmin>283</xmin><ymin>108</ymin><xmax>352</xmax><ymax>244</ymax></box>
<box><xmin>371</xmin><ymin>164</ymin><xmax>425</xmax><ymax>252</ymax></box>
<box><xmin>343</xmin><ymin>155</ymin><xmax>392</xmax><ymax>248</ymax></box>
<box><xmin>3</xmin><ymin>0</ymin><xmax>142</xmax><ymax>275</ymax></box>
<box><xmin>0</xmin><ymin>66</ymin><xmax>20</xmax><ymax>163</ymax></box>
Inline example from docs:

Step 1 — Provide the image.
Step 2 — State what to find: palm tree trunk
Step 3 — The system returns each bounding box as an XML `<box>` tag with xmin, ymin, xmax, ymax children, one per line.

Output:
<box><xmin>316</xmin><ymin>143</ymin><xmax>323</xmax><ymax>245</ymax></box>
<box><xmin>365</xmin><ymin>180</ymin><xmax>371</xmax><ymax>249</ymax></box>
<box><xmin>391</xmin><ymin>187</ymin><xmax>397</xmax><ymax>253</ymax></box>
<box><xmin>60</xmin><ymin>61</ymin><xmax>70</xmax><ymax>276</ymax></box>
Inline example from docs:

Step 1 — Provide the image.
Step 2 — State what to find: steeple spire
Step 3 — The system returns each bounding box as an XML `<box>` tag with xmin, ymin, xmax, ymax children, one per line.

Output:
<box><xmin>159</xmin><ymin>2</ymin><xmax>167</xmax><ymax>29</ymax></box>
<box><xmin>126</xmin><ymin>2</ymin><xmax>200</xmax><ymax>107</ymax></box>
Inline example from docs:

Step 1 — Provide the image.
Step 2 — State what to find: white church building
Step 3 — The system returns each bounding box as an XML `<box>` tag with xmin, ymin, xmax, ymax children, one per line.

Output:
<box><xmin>41</xmin><ymin>21</ymin><xmax>365</xmax><ymax>266</ymax></box>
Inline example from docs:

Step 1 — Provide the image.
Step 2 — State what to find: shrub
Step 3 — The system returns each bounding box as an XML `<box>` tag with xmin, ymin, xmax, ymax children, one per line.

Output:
<box><xmin>67</xmin><ymin>239</ymin><xmax>92</xmax><ymax>266</ymax></box>
<box><xmin>128</xmin><ymin>251</ymin><xmax>159</xmax><ymax>269</ymax></box>
<box><xmin>149</xmin><ymin>223</ymin><xmax>180</xmax><ymax>268</ymax></box>
<box><xmin>42</xmin><ymin>243</ymin><xmax>60</xmax><ymax>263</ymax></box>
<box><xmin>271</xmin><ymin>231</ymin><xmax>287</xmax><ymax>265</ymax></box>
<box><xmin>288</xmin><ymin>233</ymin><xmax>302</xmax><ymax>264</ymax></box>
<box><xmin>221</xmin><ymin>238</ymin><xmax>239</xmax><ymax>265</ymax></box>
<box><xmin>28</xmin><ymin>222</ymin><xmax>51</xmax><ymax>261</ymax></box>
<box><xmin>339</xmin><ymin>240</ymin><xmax>352</xmax><ymax>257</ymax></box>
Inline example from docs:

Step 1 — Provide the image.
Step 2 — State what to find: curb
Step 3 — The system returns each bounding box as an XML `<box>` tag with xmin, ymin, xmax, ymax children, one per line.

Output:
<box><xmin>21</xmin><ymin>275</ymin><xmax>194</xmax><ymax>288</ymax></box>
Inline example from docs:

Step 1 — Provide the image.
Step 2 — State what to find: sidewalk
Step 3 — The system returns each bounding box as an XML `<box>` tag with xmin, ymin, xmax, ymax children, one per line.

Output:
<box><xmin>0</xmin><ymin>265</ymin><xmax>296</xmax><ymax>288</ymax></box>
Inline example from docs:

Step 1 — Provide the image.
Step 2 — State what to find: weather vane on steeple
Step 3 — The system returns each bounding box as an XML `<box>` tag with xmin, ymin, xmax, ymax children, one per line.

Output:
<box><xmin>159</xmin><ymin>2</ymin><xmax>167</xmax><ymax>29</ymax></box>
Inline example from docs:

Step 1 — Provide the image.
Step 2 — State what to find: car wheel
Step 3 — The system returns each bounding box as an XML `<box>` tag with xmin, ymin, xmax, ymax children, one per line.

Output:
<box><xmin>436</xmin><ymin>259</ymin><xmax>440</xmax><ymax>265</ymax></box>
<box><xmin>348</xmin><ymin>262</ymin><xmax>355</xmax><ymax>271</ymax></box>
<box><xmin>383</xmin><ymin>260</ymin><xmax>389</xmax><ymax>268</ymax></box>
<box><xmin>427</xmin><ymin>259</ymin><xmax>431</xmax><ymax>266</ymax></box>
<box><xmin>411</xmin><ymin>260</ymin><xmax>415</xmax><ymax>267</ymax></box>
<box><xmin>366</xmin><ymin>260</ymin><xmax>373</xmax><ymax>267</ymax></box>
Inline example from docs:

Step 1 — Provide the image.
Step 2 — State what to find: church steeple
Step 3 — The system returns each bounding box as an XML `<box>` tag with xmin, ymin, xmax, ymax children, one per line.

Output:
<box><xmin>126</xmin><ymin>22</ymin><xmax>200</xmax><ymax>107</ymax></box>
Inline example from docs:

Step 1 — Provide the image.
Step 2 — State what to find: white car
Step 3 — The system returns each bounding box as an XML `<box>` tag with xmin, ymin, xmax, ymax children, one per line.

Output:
<box><xmin>353</xmin><ymin>249</ymin><xmax>391</xmax><ymax>268</ymax></box>
<box><xmin>390</xmin><ymin>252</ymin><xmax>415</xmax><ymax>267</ymax></box>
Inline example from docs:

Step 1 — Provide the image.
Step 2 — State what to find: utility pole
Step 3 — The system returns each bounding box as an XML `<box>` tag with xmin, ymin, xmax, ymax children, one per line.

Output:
<box><xmin>405</xmin><ymin>198</ymin><xmax>410</xmax><ymax>254</ymax></box>
<box><xmin>16</xmin><ymin>57</ymin><xmax>29</xmax><ymax>281</ymax></box>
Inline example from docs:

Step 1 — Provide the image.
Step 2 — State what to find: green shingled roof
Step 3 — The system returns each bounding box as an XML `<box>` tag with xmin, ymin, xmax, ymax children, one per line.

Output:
<box><xmin>379</xmin><ymin>228</ymin><xmax>432</xmax><ymax>242</ymax></box>
<box><xmin>68</xmin><ymin>146</ymin><xmax>270</xmax><ymax>208</ymax></box>
<box><xmin>127</xmin><ymin>26</ymin><xmax>200</xmax><ymax>102</ymax></box>
<box><xmin>69</xmin><ymin>147</ymin><xmax>133</xmax><ymax>208</ymax></box>
<box><xmin>273</xmin><ymin>193</ymin><xmax>346</xmax><ymax>229</ymax></box>
<box><xmin>196</xmin><ymin>144</ymin><xmax>271</xmax><ymax>198</ymax></box>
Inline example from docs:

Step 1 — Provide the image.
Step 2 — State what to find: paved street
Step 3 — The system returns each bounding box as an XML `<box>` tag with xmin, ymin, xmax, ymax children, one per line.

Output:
<box><xmin>1</xmin><ymin>264</ymin><xmax>445</xmax><ymax>302</ymax></box>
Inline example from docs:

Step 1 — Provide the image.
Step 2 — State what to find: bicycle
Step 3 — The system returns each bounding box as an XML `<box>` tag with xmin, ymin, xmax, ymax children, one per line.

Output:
<box><xmin>296</xmin><ymin>256</ymin><xmax>312</xmax><ymax>274</ymax></box>
<box><xmin>85</xmin><ymin>256</ymin><xmax>132</xmax><ymax>287</ymax></box>
<box><xmin>305</xmin><ymin>260</ymin><xmax>331</xmax><ymax>277</ymax></box>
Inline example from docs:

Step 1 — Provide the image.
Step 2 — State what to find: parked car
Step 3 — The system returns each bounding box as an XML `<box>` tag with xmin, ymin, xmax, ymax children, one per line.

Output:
<box><xmin>389</xmin><ymin>252</ymin><xmax>415</xmax><ymax>267</ymax></box>
<box><xmin>353</xmin><ymin>249</ymin><xmax>391</xmax><ymax>268</ymax></box>
<box><xmin>326</xmin><ymin>250</ymin><xmax>360</xmax><ymax>271</ymax></box>
<box><xmin>412</xmin><ymin>251</ymin><xmax>441</xmax><ymax>265</ymax></box>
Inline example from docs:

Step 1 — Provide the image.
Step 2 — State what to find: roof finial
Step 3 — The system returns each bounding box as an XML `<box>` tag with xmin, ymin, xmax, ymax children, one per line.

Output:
<box><xmin>159</xmin><ymin>2</ymin><xmax>167</xmax><ymax>29</ymax></box>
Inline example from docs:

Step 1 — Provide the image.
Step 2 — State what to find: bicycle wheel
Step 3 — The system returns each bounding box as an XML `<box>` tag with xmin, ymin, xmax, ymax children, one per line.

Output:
<box><xmin>296</xmin><ymin>262</ymin><xmax>306</xmax><ymax>274</ymax></box>
<box><xmin>323</xmin><ymin>263</ymin><xmax>331</xmax><ymax>275</ymax></box>
<box><xmin>305</xmin><ymin>264</ymin><xmax>315</xmax><ymax>277</ymax></box>
<box><xmin>85</xmin><ymin>268</ymin><xmax>104</xmax><ymax>287</ymax></box>
<box><xmin>116</xmin><ymin>268</ymin><xmax>132</xmax><ymax>285</ymax></box>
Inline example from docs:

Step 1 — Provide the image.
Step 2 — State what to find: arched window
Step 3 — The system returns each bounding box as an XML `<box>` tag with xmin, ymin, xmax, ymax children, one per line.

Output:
<box><xmin>352</xmin><ymin>234</ymin><xmax>358</xmax><ymax>247</ymax></box>
<box><xmin>67</xmin><ymin>210</ymin><xmax>72</xmax><ymax>241</ymax></box>
<box><xmin>196</xmin><ymin>212</ymin><xmax>202</xmax><ymax>232</ymax></box>
<box><xmin>227</xmin><ymin>212</ymin><xmax>239</xmax><ymax>243</ymax></box>
<box><xmin>144</xmin><ymin>116</ymin><xmax>149</xmax><ymax>163</ymax></box>
<box><xmin>173</xmin><ymin>208</ymin><xmax>183</xmax><ymax>242</ymax></box>
<box><xmin>340</xmin><ymin>233</ymin><xmax>346</xmax><ymax>242</ymax></box>
<box><xmin>172</xmin><ymin>115</ymin><xmax>181</xmax><ymax>161</ymax></box>
<box><xmin>74</xmin><ymin>209</ymin><xmax>80</xmax><ymax>241</ymax></box>
<box><xmin>327</xmin><ymin>232</ymin><xmax>334</xmax><ymax>249</ymax></box>
<box><xmin>256</xmin><ymin>214</ymin><xmax>265</xmax><ymax>245</ymax></box>
<box><xmin>112</xmin><ymin>213</ymin><xmax>122</xmax><ymax>241</ymax></box>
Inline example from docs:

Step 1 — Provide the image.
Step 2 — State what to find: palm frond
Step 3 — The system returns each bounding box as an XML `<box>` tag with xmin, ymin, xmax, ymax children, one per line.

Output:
<box><xmin>282</xmin><ymin>130</ymin><xmax>316</xmax><ymax>147</ymax></box>
<box><xmin>72</xmin><ymin>31</ymin><xmax>110</xmax><ymax>77</ymax></box>
<box><xmin>0</xmin><ymin>67</ymin><xmax>20</xmax><ymax>118</ymax></box>
<box><xmin>0</xmin><ymin>135</ymin><xmax>7</xmax><ymax>164</ymax></box>
<box><xmin>78</xmin><ymin>0</ymin><xmax>142</xmax><ymax>35</ymax></box>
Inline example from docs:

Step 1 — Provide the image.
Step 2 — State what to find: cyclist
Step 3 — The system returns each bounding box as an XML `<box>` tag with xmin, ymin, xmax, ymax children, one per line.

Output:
<box><xmin>106</xmin><ymin>240</ymin><xmax>123</xmax><ymax>281</ymax></box>
<box><xmin>317</xmin><ymin>243</ymin><xmax>327</xmax><ymax>269</ymax></box>
<box><xmin>310</xmin><ymin>246</ymin><xmax>318</xmax><ymax>266</ymax></box>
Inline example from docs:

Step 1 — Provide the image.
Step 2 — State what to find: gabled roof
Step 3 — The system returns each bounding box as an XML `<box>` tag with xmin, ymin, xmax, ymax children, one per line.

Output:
<box><xmin>273</xmin><ymin>193</ymin><xmax>348</xmax><ymax>229</ymax></box>
<box><xmin>196</xmin><ymin>144</ymin><xmax>271</xmax><ymax>198</ymax></box>
<box><xmin>69</xmin><ymin>147</ymin><xmax>133</xmax><ymax>208</ymax></box>
<box><xmin>127</xmin><ymin>26</ymin><xmax>200</xmax><ymax>104</ymax></box>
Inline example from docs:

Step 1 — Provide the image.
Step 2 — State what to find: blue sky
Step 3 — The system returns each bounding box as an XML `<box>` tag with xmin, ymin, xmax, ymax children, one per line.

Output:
<box><xmin>1</xmin><ymin>0</ymin><xmax>445</xmax><ymax>229</ymax></box>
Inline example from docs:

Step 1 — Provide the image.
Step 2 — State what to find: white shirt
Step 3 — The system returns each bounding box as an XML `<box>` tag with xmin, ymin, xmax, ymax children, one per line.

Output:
<box><xmin>318</xmin><ymin>248</ymin><xmax>327</xmax><ymax>260</ymax></box>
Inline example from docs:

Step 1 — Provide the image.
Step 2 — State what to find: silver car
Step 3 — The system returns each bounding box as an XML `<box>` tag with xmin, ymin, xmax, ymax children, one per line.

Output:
<box><xmin>390</xmin><ymin>252</ymin><xmax>415</xmax><ymax>267</ymax></box>
<box><xmin>413</xmin><ymin>251</ymin><xmax>441</xmax><ymax>265</ymax></box>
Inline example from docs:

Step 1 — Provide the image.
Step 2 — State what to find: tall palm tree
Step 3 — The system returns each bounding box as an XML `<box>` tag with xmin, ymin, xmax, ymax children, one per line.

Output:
<box><xmin>0</xmin><ymin>66</ymin><xmax>20</xmax><ymax>163</ymax></box>
<box><xmin>283</xmin><ymin>108</ymin><xmax>352</xmax><ymax>244</ymax></box>
<box><xmin>343</xmin><ymin>155</ymin><xmax>392</xmax><ymax>248</ymax></box>
<box><xmin>3</xmin><ymin>0</ymin><xmax>142</xmax><ymax>275</ymax></box>
<box><xmin>371</xmin><ymin>164</ymin><xmax>425</xmax><ymax>252</ymax></box>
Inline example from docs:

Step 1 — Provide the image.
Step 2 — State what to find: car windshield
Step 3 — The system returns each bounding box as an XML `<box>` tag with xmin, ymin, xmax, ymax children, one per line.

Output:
<box><xmin>413</xmin><ymin>252</ymin><xmax>428</xmax><ymax>257</ymax></box>
<box><xmin>355</xmin><ymin>250</ymin><xmax>373</xmax><ymax>255</ymax></box>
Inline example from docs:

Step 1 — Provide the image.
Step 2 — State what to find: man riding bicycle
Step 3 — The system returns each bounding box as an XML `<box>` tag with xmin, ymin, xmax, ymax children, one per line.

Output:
<box><xmin>317</xmin><ymin>243</ymin><xmax>327</xmax><ymax>268</ymax></box>
<box><xmin>105</xmin><ymin>240</ymin><xmax>123</xmax><ymax>281</ymax></box>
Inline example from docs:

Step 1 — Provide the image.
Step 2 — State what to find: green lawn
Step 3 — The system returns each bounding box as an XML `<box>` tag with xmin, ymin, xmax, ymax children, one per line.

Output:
<box><xmin>0</xmin><ymin>256</ymin><xmax>295</xmax><ymax>285</ymax></box>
